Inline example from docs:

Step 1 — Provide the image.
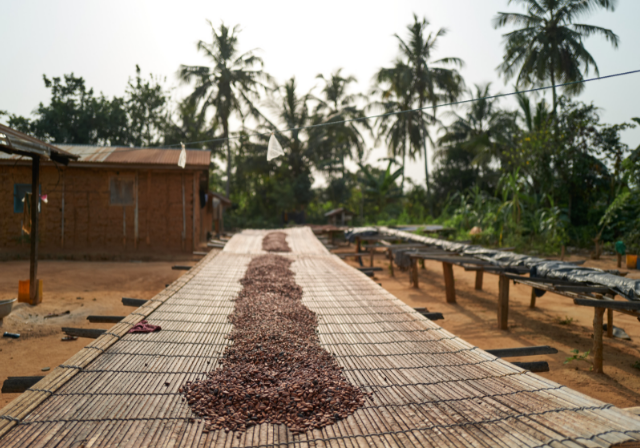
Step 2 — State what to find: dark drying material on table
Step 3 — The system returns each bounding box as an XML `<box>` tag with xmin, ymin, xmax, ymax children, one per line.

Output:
<box><xmin>181</xmin><ymin>250</ymin><xmax>368</xmax><ymax>434</ymax></box>
<box><xmin>262</xmin><ymin>231</ymin><xmax>291</xmax><ymax>252</ymax></box>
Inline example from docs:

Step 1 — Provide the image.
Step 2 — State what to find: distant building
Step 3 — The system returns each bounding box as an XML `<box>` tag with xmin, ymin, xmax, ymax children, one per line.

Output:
<box><xmin>324</xmin><ymin>207</ymin><xmax>353</xmax><ymax>226</ymax></box>
<box><xmin>0</xmin><ymin>144</ymin><xmax>229</xmax><ymax>259</ymax></box>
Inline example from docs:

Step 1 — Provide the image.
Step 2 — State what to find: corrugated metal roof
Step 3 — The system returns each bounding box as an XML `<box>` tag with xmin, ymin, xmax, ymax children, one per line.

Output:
<box><xmin>0</xmin><ymin>124</ymin><xmax>78</xmax><ymax>163</ymax></box>
<box><xmin>0</xmin><ymin>144</ymin><xmax>210</xmax><ymax>168</ymax></box>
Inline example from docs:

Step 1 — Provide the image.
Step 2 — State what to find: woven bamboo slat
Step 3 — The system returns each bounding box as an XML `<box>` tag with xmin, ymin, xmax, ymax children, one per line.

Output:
<box><xmin>1</xmin><ymin>227</ymin><xmax>640</xmax><ymax>447</ymax></box>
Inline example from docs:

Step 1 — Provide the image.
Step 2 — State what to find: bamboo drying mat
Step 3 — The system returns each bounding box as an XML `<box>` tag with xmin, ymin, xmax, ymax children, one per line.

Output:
<box><xmin>1</xmin><ymin>228</ymin><xmax>640</xmax><ymax>447</ymax></box>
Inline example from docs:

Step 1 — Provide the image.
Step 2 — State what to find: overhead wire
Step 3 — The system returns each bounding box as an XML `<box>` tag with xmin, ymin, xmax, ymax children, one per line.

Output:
<box><xmin>160</xmin><ymin>68</ymin><xmax>640</xmax><ymax>148</ymax></box>
<box><xmin>4</xmin><ymin>68</ymin><xmax>638</xmax><ymax>158</ymax></box>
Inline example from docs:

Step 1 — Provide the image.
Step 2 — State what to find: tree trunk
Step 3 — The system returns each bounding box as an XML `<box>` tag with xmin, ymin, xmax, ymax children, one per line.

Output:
<box><xmin>223</xmin><ymin>119</ymin><xmax>230</xmax><ymax>198</ymax></box>
<box><xmin>551</xmin><ymin>70</ymin><xmax>558</xmax><ymax>115</ymax></box>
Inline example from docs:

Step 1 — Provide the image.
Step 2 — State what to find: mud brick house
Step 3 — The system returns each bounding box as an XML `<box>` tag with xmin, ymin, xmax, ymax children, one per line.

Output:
<box><xmin>0</xmin><ymin>144</ymin><xmax>226</xmax><ymax>259</ymax></box>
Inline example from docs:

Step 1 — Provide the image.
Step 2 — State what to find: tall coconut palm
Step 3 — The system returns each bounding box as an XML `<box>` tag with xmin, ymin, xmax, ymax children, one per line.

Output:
<box><xmin>269</xmin><ymin>77</ymin><xmax>313</xmax><ymax>179</ymax></box>
<box><xmin>372</xmin><ymin>61</ymin><xmax>426</xmax><ymax>190</ymax></box>
<box><xmin>312</xmin><ymin>69</ymin><xmax>370</xmax><ymax>176</ymax></box>
<box><xmin>395</xmin><ymin>14</ymin><xmax>465</xmax><ymax>202</ymax></box>
<box><xmin>178</xmin><ymin>21</ymin><xmax>271</xmax><ymax>196</ymax></box>
<box><xmin>494</xmin><ymin>0</ymin><xmax>619</xmax><ymax>113</ymax></box>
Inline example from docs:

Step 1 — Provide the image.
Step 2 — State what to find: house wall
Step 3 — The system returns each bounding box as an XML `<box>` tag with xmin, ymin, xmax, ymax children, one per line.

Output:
<box><xmin>0</xmin><ymin>164</ymin><xmax>206</xmax><ymax>259</ymax></box>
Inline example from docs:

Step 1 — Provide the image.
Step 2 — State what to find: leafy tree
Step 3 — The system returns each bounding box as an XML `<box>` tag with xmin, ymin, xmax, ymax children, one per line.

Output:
<box><xmin>358</xmin><ymin>160</ymin><xmax>403</xmax><ymax>220</ymax></box>
<box><xmin>438</xmin><ymin>84</ymin><xmax>517</xmax><ymax>171</ymax></box>
<box><xmin>395</xmin><ymin>14</ymin><xmax>465</xmax><ymax>198</ymax></box>
<box><xmin>494</xmin><ymin>0</ymin><xmax>619</xmax><ymax>113</ymax></box>
<box><xmin>372</xmin><ymin>61</ymin><xmax>423</xmax><ymax>190</ymax></box>
<box><xmin>7</xmin><ymin>73</ymin><xmax>129</xmax><ymax>145</ymax></box>
<box><xmin>126</xmin><ymin>65</ymin><xmax>169</xmax><ymax>147</ymax></box>
<box><xmin>164</xmin><ymin>96</ymin><xmax>219</xmax><ymax>151</ymax></box>
<box><xmin>311</xmin><ymin>69</ymin><xmax>370</xmax><ymax>176</ymax></box>
<box><xmin>179</xmin><ymin>21</ymin><xmax>271</xmax><ymax>196</ymax></box>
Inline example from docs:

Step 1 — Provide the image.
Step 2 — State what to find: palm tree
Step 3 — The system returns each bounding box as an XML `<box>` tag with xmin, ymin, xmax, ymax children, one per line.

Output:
<box><xmin>358</xmin><ymin>160</ymin><xmax>404</xmax><ymax>217</ymax></box>
<box><xmin>312</xmin><ymin>69</ymin><xmax>370</xmax><ymax>176</ymax></box>
<box><xmin>494</xmin><ymin>0</ymin><xmax>619</xmax><ymax>114</ymax></box>
<box><xmin>178</xmin><ymin>21</ymin><xmax>271</xmax><ymax>196</ymax></box>
<box><xmin>438</xmin><ymin>84</ymin><xmax>518</xmax><ymax>168</ymax></box>
<box><xmin>269</xmin><ymin>77</ymin><xmax>312</xmax><ymax>179</ymax></box>
<box><xmin>395</xmin><ymin>14</ymin><xmax>465</xmax><ymax>202</ymax></box>
<box><xmin>164</xmin><ymin>96</ymin><xmax>219</xmax><ymax>150</ymax></box>
<box><xmin>372</xmin><ymin>61</ymin><xmax>425</xmax><ymax>190</ymax></box>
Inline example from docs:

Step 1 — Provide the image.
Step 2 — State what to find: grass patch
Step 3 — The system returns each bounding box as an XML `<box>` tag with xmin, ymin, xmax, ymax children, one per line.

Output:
<box><xmin>556</xmin><ymin>316</ymin><xmax>574</xmax><ymax>325</ymax></box>
<box><xmin>564</xmin><ymin>349</ymin><xmax>590</xmax><ymax>365</ymax></box>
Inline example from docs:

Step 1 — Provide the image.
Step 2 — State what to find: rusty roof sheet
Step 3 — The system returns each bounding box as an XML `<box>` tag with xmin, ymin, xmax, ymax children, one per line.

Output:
<box><xmin>0</xmin><ymin>144</ymin><xmax>210</xmax><ymax>168</ymax></box>
<box><xmin>0</xmin><ymin>124</ymin><xmax>78</xmax><ymax>163</ymax></box>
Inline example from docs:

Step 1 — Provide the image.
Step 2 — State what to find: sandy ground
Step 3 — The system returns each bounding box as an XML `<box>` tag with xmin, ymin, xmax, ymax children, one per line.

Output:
<box><xmin>0</xmin><ymin>259</ymin><xmax>190</xmax><ymax>408</ymax></box>
<box><xmin>2</xmin><ymin>248</ymin><xmax>640</xmax><ymax>413</ymax></box>
<box><xmin>341</xmin><ymin>249</ymin><xmax>640</xmax><ymax>409</ymax></box>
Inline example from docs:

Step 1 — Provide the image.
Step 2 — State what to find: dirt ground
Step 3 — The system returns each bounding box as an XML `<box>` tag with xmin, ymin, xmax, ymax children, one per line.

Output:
<box><xmin>0</xmin><ymin>259</ymin><xmax>191</xmax><ymax>408</ymax></box>
<box><xmin>341</xmin><ymin>249</ymin><xmax>640</xmax><ymax>409</ymax></box>
<box><xmin>2</xmin><ymin>248</ymin><xmax>640</xmax><ymax>413</ymax></box>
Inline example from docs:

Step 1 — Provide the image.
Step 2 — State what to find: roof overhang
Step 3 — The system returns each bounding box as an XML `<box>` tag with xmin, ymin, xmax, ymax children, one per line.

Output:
<box><xmin>0</xmin><ymin>124</ymin><xmax>78</xmax><ymax>165</ymax></box>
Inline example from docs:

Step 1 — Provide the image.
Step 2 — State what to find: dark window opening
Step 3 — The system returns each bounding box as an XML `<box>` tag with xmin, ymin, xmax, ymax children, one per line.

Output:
<box><xmin>110</xmin><ymin>177</ymin><xmax>135</xmax><ymax>206</ymax></box>
<box><xmin>13</xmin><ymin>184</ymin><xmax>41</xmax><ymax>213</ymax></box>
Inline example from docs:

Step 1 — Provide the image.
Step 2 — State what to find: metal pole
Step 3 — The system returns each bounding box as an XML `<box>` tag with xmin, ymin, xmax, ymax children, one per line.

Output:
<box><xmin>29</xmin><ymin>156</ymin><xmax>40</xmax><ymax>304</ymax></box>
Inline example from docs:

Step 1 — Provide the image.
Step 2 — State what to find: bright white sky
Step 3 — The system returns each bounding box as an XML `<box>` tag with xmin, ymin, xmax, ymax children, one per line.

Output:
<box><xmin>2</xmin><ymin>0</ymin><xmax>639</xmax><ymax>188</ymax></box>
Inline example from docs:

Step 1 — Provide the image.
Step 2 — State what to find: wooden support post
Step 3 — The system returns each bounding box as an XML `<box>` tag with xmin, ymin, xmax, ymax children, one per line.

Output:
<box><xmin>146</xmin><ymin>171</ymin><xmax>151</xmax><ymax>245</ymax></box>
<box><xmin>420</xmin><ymin>259</ymin><xmax>425</xmax><ymax>270</ymax></box>
<box><xmin>442</xmin><ymin>262</ymin><xmax>456</xmax><ymax>303</ymax></box>
<box><xmin>411</xmin><ymin>258</ymin><xmax>419</xmax><ymax>288</ymax></box>
<box><xmin>134</xmin><ymin>172</ymin><xmax>139</xmax><ymax>250</ymax></box>
<box><xmin>29</xmin><ymin>156</ymin><xmax>40</xmax><ymax>304</ymax></box>
<box><xmin>607</xmin><ymin>309</ymin><xmax>613</xmax><ymax>338</ymax></box>
<box><xmin>181</xmin><ymin>174</ymin><xmax>186</xmax><ymax>250</ymax></box>
<box><xmin>529</xmin><ymin>288</ymin><xmax>536</xmax><ymax>308</ymax></box>
<box><xmin>369</xmin><ymin>247</ymin><xmax>374</xmax><ymax>267</ymax></box>
<box><xmin>60</xmin><ymin>174</ymin><xmax>65</xmax><ymax>248</ymax></box>
<box><xmin>388</xmin><ymin>249</ymin><xmax>394</xmax><ymax>277</ymax></box>
<box><xmin>593</xmin><ymin>307</ymin><xmax>605</xmax><ymax>373</ymax></box>
<box><xmin>192</xmin><ymin>173</ymin><xmax>197</xmax><ymax>251</ymax></box>
<box><xmin>617</xmin><ymin>253</ymin><xmax>622</xmax><ymax>268</ymax></box>
<box><xmin>475</xmin><ymin>269</ymin><xmax>483</xmax><ymax>291</ymax></box>
<box><xmin>498</xmin><ymin>275</ymin><xmax>509</xmax><ymax>330</ymax></box>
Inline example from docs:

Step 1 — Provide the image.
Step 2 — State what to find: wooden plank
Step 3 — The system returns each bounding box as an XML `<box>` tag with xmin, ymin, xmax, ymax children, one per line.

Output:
<box><xmin>86</xmin><ymin>316</ymin><xmax>124</xmax><ymax>323</ymax></box>
<box><xmin>122</xmin><ymin>297</ymin><xmax>147</xmax><ymax>307</ymax></box>
<box><xmin>2</xmin><ymin>377</ymin><xmax>44</xmax><ymax>394</ymax></box>
<box><xmin>593</xmin><ymin>307</ymin><xmax>605</xmax><ymax>373</ymax></box>
<box><xmin>574</xmin><ymin>299</ymin><xmax>640</xmax><ymax>310</ymax></box>
<box><xmin>442</xmin><ymin>262</ymin><xmax>455</xmax><ymax>303</ymax></box>
<box><xmin>420</xmin><ymin>312</ymin><xmax>444</xmax><ymax>321</ymax></box>
<box><xmin>554</xmin><ymin>285</ymin><xmax>612</xmax><ymax>294</ymax></box>
<box><xmin>511</xmin><ymin>361</ymin><xmax>549</xmax><ymax>372</ymax></box>
<box><xmin>486</xmin><ymin>346</ymin><xmax>557</xmax><ymax>358</ymax></box>
<box><xmin>171</xmin><ymin>265</ymin><xmax>192</xmax><ymax>271</ymax></box>
<box><xmin>357</xmin><ymin>267</ymin><xmax>383</xmax><ymax>272</ymax></box>
<box><xmin>61</xmin><ymin>328</ymin><xmax>106</xmax><ymax>339</ymax></box>
<box><xmin>607</xmin><ymin>309</ymin><xmax>614</xmax><ymax>338</ymax></box>
<box><xmin>498</xmin><ymin>274</ymin><xmax>509</xmax><ymax>330</ymax></box>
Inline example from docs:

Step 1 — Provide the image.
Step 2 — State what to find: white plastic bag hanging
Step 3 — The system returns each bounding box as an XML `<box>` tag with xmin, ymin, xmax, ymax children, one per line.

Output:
<box><xmin>267</xmin><ymin>133</ymin><xmax>284</xmax><ymax>161</ymax></box>
<box><xmin>178</xmin><ymin>142</ymin><xmax>187</xmax><ymax>169</ymax></box>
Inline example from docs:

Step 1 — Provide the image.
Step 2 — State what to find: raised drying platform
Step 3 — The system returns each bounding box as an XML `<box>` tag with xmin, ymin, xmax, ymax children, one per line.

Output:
<box><xmin>1</xmin><ymin>227</ymin><xmax>640</xmax><ymax>447</ymax></box>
